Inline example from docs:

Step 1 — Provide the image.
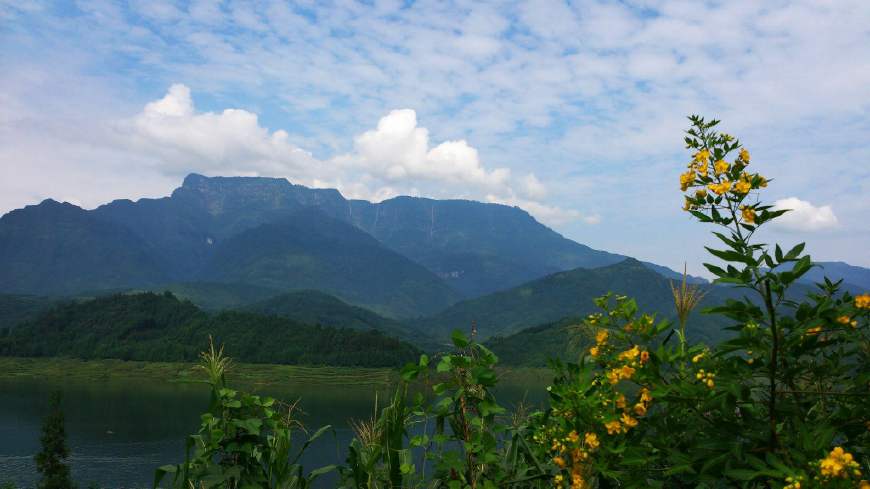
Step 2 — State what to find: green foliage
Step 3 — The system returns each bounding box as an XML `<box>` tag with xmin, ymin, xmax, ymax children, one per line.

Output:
<box><xmin>522</xmin><ymin>115</ymin><xmax>870</xmax><ymax>488</ymax></box>
<box><xmin>155</xmin><ymin>339</ymin><xmax>335</xmax><ymax>489</ymax></box>
<box><xmin>0</xmin><ymin>292</ymin><xmax>421</xmax><ymax>368</ymax></box>
<box><xmin>0</xmin><ymin>294</ymin><xmax>55</xmax><ymax>331</ymax></box>
<box><xmin>243</xmin><ymin>290</ymin><xmax>428</xmax><ymax>346</ymax></box>
<box><xmin>35</xmin><ymin>392</ymin><xmax>75</xmax><ymax>489</ymax></box>
<box><xmin>334</xmin><ymin>332</ymin><xmax>551</xmax><ymax>488</ymax></box>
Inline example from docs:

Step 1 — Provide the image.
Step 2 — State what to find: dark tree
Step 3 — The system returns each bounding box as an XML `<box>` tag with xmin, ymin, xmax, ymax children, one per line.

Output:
<box><xmin>35</xmin><ymin>392</ymin><xmax>75</xmax><ymax>489</ymax></box>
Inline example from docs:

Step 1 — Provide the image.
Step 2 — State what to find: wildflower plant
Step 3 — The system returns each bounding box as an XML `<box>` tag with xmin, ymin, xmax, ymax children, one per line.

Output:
<box><xmin>529</xmin><ymin>115</ymin><xmax>869</xmax><ymax>488</ymax></box>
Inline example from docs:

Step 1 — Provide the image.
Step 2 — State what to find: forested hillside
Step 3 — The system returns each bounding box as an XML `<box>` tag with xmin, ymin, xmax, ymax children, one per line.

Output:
<box><xmin>0</xmin><ymin>292</ymin><xmax>420</xmax><ymax>367</ymax></box>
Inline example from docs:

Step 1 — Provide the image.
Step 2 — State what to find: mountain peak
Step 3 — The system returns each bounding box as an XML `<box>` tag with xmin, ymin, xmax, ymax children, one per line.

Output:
<box><xmin>182</xmin><ymin>173</ymin><xmax>209</xmax><ymax>187</ymax></box>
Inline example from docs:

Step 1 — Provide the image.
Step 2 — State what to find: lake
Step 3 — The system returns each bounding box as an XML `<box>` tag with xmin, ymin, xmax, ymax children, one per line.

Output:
<box><xmin>0</xmin><ymin>368</ymin><xmax>548</xmax><ymax>488</ymax></box>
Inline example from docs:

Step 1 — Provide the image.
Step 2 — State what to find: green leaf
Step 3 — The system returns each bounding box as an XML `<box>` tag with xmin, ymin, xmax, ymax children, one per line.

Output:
<box><xmin>451</xmin><ymin>330</ymin><xmax>469</xmax><ymax>348</ymax></box>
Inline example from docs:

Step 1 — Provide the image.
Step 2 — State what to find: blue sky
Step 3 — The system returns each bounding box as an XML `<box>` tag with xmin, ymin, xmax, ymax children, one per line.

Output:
<box><xmin>1</xmin><ymin>0</ymin><xmax>868</xmax><ymax>275</ymax></box>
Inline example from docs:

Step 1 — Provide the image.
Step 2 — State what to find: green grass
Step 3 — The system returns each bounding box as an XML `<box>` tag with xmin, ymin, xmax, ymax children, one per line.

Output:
<box><xmin>0</xmin><ymin>356</ymin><xmax>398</xmax><ymax>387</ymax></box>
<box><xmin>0</xmin><ymin>356</ymin><xmax>551</xmax><ymax>392</ymax></box>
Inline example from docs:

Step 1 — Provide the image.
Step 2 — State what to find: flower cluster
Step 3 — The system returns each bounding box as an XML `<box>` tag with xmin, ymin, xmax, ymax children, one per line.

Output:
<box><xmin>816</xmin><ymin>447</ymin><xmax>862</xmax><ymax>481</ymax></box>
<box><xmin>855</xmin><ymin>293</ymin><xmax>870</xmax><ymax>309</ymax></box>
<box><xmin>783</xmin><ymin>475</ymin><xmax>804</xmax><ymax>489</ymax></box>
<box><xmin>550</xmin><ymin>430</ymin><xmax>600</xmax><ymax>489</ymax></box>
<box><xmin>695</xmin><ymin>368</ymin><xmax>716</xmax><ymax>389</ymax></box>
<box><xmin>678</xmin><ymin>123</ymin><xmax>767</xmax><ymax>219</ymax></box>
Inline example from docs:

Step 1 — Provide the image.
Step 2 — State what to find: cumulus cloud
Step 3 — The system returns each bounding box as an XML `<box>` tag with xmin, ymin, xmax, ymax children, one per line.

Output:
<box><xmin>772</xmin><ymin>197</ymin><xmax>839</xmax><ymax>232</ymax></box>
<box><xmin>120</xmin><ymin>85</ymin><xmax>586</xmax><ymax>227</ymax></box>
<box><xmin>128</xmin><ymin>84</ymin><xmax>323</xmax><ymax>181</ymax></box>
<box><xmin>347</xmin><ymin>109</ymin><xmax>511</xmax><ymax>189</ymax></box>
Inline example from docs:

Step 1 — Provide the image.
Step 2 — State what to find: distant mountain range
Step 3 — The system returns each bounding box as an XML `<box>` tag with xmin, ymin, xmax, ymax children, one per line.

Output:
<box><xmin>0</xmin><ymin>173</ymin><xmax>866</xmax><ymax>357</ymax></box>
<box><xmin>0</xmin><ymin>173</ymin><xmax>706</xmax><ymax>316</ymax></box>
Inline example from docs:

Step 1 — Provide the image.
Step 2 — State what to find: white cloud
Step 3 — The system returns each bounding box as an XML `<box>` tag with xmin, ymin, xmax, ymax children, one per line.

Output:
<box><xmin>127</xmin><ymin>84</ymin><xmax>323</xmax><ymax>181</ymax></box>
<box><xmin>119</xmin><ymin>85</ymin><xmax>588</xmax><ymax>226</ymax></box>
<box><xmin>521</xmin><ymin>173</ymin><xmax>547</xmax><ymax>199</ymax></box>
<box><xmin>347</xmin><ymin>109</ymin><xmax>511</xmax><ymax>189</ymax></box>
<box><xmin>772</xmin><ymin>197</ymin><xmax>839</xmax><ymax>232</ymax></box>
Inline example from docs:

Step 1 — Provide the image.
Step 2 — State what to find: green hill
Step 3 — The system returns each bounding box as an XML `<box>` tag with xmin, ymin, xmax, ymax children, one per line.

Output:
<box><xmin>242</xmin><ymin>290</ymin><xmax>432</xmax><ymax>346</ymax></box>
<box><xmin>0</xmin><ymin>292</ymin><xmax>420</xmax><ymax>368</ymax></box>
<box><xmin>0</xmin><ymin>294</ymin><xmax>56</xmax><ymax>331</ymax></box>
<box><xmin>417</xmin><ymin>258</ymin><xmax>735</xmax><ymax>341</ymax></box>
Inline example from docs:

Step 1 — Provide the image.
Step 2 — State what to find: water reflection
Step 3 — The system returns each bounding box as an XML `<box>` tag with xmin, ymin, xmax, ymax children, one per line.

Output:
<box><xmin>0</xmin><ymin>373</ymin><xmax>548</xmax><ymax>488</ymax></box>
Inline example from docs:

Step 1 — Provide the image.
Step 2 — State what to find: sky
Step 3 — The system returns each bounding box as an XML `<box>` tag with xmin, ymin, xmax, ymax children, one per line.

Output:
<box><xmin>1</xmin><ymin>0</ymin><xmax>868</xmax><ymax>276</ymax></box>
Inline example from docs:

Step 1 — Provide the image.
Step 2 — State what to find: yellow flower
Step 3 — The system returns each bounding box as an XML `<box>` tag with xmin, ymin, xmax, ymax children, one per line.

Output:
<box><xmin>680</xmin><ymin>170</ymin><xmax>696</xmax><ymax>191</ymax></box>
<box><xmin>619</xmin><ymin>364</ymin><xmax>636</xmax><ymax>379</ymax></box>
<box><xmin>732</xmin><ymin>179</ymin><xmax>751</xmax><ymax>194</ymax></box>
<box><xmin>691</xmin><ymin>352</ymin><xmax>705</xmax><ymax>363</ymax></box>
<box><xmin>604</xmin><ymin>420</ymin><xmax>622</xmax><ymax>435</ymax></box>
<box><xmin>567</xmin><ymin>431</ymin><xmax>580</xmax><ymax>443</ymax></box>
<box><xmin>633</xmin><ymin>403</ymin><xmax>647</xmax><ymax>416</ymax></box>
<box><xmin>620</xmin><ymin>412</ymin><xmax>638</xmax><ymax>428</ymax></box>
<box><xmin>616</xmin><ymin>394</ymin><xmax>627</xmax><ymax>409</ymax></box>
<box><xmin>708</xmin><ymin>180</ymin><xmax>731</xmax><ymax>195</ymax></box>
<box><xmin>836</xmin><ymin>315</ymin><xmax>851</xmax><ymax>325</ymax></box>
<box><xmin>584</xmin><ymin>432</ymin><xmax>599</xmax><ymax>450</ymax></box>
<box><xmin>855</xmin><ymin>293</ymin><xmax>870</xmax><ymax>309</ymax></box>
<box><xmin>859</xmin><ymin>480</ymin><xmax>870</xmax><ymax>489</ymax></box>
<box><xmin>618</xmin><ymin>345</ymin><xmax>640</xmax><ymax>362</ymax></box>
<box><xmin>695</xmin><ymin>162</ymin><xmax>708</xmax><ymax>177</ymax></box>
<box><xmin>640</xmin><ymin>350</ymin><xmax>650</xmax><ymax>364</ymax></box>
<box><xmin>553</xmin><ymin>455</ymin><xmax>566</xmax><ymax>468</ymax></box>
<box><xmin>589</xmin><ymin>346</ymin><xmax>600</xmax><ymax>357</ymax></box>
<box><xmin>805</xmin><ymin>325</ymin><xmax>823</xmax><ymax>336</ymax></box>
<box><xmin>639</xmin><ymin>388</ymin><xmax>653</xmax><ymax>404</ymax></box>
<box><xmin>738</xmin><ymin>148</ymin><xmax>750</xmax><ymax>163</ymax></box>
<box><xmin>757</xmin><ymin>175</ymin><xmax>768</xmax><ymax>187</ymax></box>
<box><xmin>740</xmin><ymin>205</ymin><xmax>756</xmax><ymax>224</ymax></box>
<box><xmin>819</xmin><ymin>446</ymin><xmax>860</xmax><ymax>479</ymax></box>
<box><xmin>694</xmin><ymin>188</ymin><xmax>707</xmax><ymax>200</ymax></box>
<box><xmin>595</xmin><ymin>329</ymin><xmax>609</xmax><ymax>345</ymax></box>
<box><xmin>694</xmin><ymin>149</ymin><xmax>710</xmax><ymax>163</ymax></box>
<box><xmin>714</xmin><ymin>159</ymin><xmax>729</xmax><ymax>175</ymax></box>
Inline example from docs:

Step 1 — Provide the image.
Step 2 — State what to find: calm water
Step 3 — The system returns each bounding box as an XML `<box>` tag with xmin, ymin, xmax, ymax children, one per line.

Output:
<box><xmin>0</xmin><ymin>374</ymin><xmax>547</xmax><ymax>488</ymax></box>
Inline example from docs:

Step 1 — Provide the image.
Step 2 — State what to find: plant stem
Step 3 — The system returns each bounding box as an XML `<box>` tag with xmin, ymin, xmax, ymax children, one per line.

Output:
<box><xmin>763</xmin><ymin>280</ymin><xmax>779</xmax><ymax>450</ymax></box>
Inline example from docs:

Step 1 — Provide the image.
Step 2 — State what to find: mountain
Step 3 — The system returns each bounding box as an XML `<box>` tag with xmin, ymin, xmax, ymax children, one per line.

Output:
<box><xmin>152</xmin><ymin>282</ymin><xmax>282</xmax><ymax>311</ymax></box>
<box><xmin>342</xmin><ymin>196</ymin><xmax>627</xmax><ymax>296</ymax></box>
<box><xmin>0</xmin><ymin>200</ymin><xmax>166</xmax><ymax>294</ymax></box>
<box><xmin>2</xmin><ymin>174</ymin><xmax>856</xmax><ymax>313</ymax></box>
<box><xmin>797</xmin><ymin>261</ymin><xmax>870</xmax><ymax>290</ymax></box>
<box><xmin>243</xmin><ymin>290</ymin><xmax>416</xmax><ymax>341</ymax></box>
<box><xmin>88</xmin><ymin>174</ymin><xmax>680</xmax><ymax>297</ymax></box>
<box><xmin>417</xmin><ymin>258</ymin><xmax>733</xmax><ymax>341</ymax></box>
<box><xmin>199</xmin><ymin>209</ymin><xmax>460</xmax><ymax>318</ymax></box>
<box><xmin>0</xmin><ymin>292</ymin><xmax>420</xmax><ymax>367</ymax></box>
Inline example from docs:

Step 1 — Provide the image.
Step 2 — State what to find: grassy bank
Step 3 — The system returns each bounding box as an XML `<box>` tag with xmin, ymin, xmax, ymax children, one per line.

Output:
<box><xmin>0</xmin><ymin>356</ymin><xmax>552</xmax><ymax>390</ymax></box>
<box><xmin>0</xmin><ymin>356</ymin><xmax>398</xmax><ymax>387</ymax></box>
